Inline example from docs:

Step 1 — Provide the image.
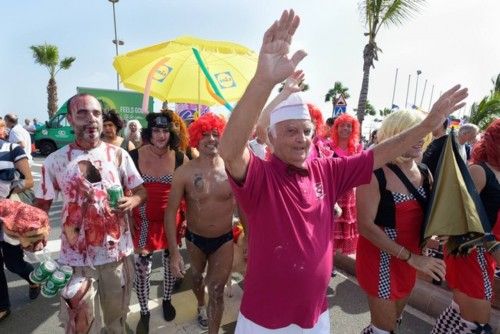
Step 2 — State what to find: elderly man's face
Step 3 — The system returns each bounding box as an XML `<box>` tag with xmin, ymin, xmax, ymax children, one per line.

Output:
<box><xmin>459</xmin><ymin>129</ymin><xmax>479</xmax><ymax>145</ymax></box>
<box><xmin>269</xmin><ymin>119</ymin><xmax>314</xmax><ymax>167</ymax></box>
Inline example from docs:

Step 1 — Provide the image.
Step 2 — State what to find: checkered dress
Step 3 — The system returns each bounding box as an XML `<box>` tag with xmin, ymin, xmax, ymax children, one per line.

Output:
<box><xmin>357</xmin><ymin>187</ymin><xmax>427</xmax><ymax>301</ymax></box>
<box><xmin>133</xmin><ymin>174</ymin><xmax>175</xmax><ymax>251</ymax></box>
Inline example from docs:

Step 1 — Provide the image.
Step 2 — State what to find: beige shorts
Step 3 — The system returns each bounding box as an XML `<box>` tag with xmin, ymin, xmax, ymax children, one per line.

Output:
<box><xmin>58</xmin><ymin>255</ymin><xmax>134</xmax><ymax>334</ymax></box>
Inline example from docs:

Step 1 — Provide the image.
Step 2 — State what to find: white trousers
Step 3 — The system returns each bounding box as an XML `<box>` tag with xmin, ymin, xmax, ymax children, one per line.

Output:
<box><xmin>235</xmin><ymin>310</ymin><xmax>331</xmax><ymax>334</ymax></box>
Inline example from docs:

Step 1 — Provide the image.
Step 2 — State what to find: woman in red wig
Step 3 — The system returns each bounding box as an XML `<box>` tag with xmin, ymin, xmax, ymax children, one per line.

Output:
<box><xmin>330</xmin><ymin>114</ymin><xmax>361</xmax><ymax>254</ymax></box>
<box><xmin>307</xmin><ymin>104</ymin><xmax>334</xmax><ymax>160</ymax></box>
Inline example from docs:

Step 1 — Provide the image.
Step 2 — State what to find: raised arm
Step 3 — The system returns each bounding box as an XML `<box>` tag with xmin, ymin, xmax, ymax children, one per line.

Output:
<box><xmin>371</xmin><ymin>85</ymin><xmax>468</xmax><ymax>169</ymax></box>
<box><xmin>219</xmin><ymin>9</ymin><xmax>306</xmax><ymax>181</ymax></box>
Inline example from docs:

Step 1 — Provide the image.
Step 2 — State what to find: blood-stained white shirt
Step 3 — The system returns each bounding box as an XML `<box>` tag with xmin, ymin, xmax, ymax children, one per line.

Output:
<box><xmin>35</xmin><ymin>142</ymin><xmax>143</xmax><ymax>266</ymax></box>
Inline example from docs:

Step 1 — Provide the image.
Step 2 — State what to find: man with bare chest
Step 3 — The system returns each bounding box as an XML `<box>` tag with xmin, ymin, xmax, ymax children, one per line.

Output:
<box><xmin>165</xmin><ymin>113</ymin><xmax>234</xmax><ymax>333</ymax></box>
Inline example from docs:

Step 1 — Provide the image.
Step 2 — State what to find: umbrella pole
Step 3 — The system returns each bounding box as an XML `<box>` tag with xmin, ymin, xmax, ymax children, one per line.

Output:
<box><xmin>142</xmin><ymin>57</ymin><xmax>170</xmax><ymax>114</ymax></box>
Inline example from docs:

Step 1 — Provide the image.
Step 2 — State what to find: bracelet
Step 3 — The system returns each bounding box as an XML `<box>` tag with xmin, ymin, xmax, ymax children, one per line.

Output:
<box><xmin>396</xmin><ymin>246</ymin><xmax>405</xmax><ymax>259</ymax></box>
<box><xmin>404</xmin><ymin>250</ymin><xmax>412</xmax><ymax>262</ymax></box>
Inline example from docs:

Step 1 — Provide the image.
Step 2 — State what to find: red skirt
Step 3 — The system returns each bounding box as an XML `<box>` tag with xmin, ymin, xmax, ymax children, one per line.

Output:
<box><xmin>132</xmin><ymin>182</ymin><xmax>182</xmax><ymax>252</ymax></box>
<box><xmin>356</xmin><ymin>200</ymin><xmax>423</xmax><ymax>300</ymax></box>
<box><xmin>445</xmin><ymin>247</ymin><xmax>495</xmax><ymax>300</ymax></box>
<box><xmin>333</xmin><ymin>188</ymin><xmax>358</xmax><ymax>254</ymax></box>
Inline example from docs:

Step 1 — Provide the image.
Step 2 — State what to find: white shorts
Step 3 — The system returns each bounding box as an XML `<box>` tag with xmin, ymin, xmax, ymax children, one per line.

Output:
<box><xmin>235</xmin><ymin>310</ymin><xmax>331</xmax><ymax>334</ymax></box>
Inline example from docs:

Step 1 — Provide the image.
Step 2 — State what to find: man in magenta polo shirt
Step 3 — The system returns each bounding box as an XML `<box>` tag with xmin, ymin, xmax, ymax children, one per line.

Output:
<box><xmin>219</xmin><ymin>10</ymin><xmax>468</xmax><ymax>334</ymax></box>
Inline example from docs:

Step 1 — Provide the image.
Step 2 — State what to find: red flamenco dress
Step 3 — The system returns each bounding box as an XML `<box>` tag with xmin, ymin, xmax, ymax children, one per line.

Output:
<box><xmin>132</xmin><ymin>174</ymin><xmax>182</xmax><ymax>252</ymax></box>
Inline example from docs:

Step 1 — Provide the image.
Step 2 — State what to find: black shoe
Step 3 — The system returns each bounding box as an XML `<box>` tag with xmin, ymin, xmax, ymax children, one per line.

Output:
<box><xmin>136</xmin><ymin>312</ymin><xmax>150</xmax><ymax>334</ymax></box>
<box><xmin>29</xmin><ymin>285</ymin><xmax>41</xmax><ymax>300</ymax></box>
<box><xmin>162</xmin><ymin>299</ymin><xmax>176</xmax><ymax>321</ymax></box>
<box><xmin>0</xmin><ymin>309</ymin><xmax>11</xmax><ymax>322</ymax></box>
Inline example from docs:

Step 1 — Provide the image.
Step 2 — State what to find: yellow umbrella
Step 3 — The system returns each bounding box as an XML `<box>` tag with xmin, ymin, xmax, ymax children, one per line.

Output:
<box><xmin>113</xmin><ymin>36</ymin><xmax>257</xmax><ymax>109</ymax></box>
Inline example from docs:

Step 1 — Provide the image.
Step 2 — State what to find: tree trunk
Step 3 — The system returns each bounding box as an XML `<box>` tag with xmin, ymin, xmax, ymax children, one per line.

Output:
<box><xmin>357</xmin><ymin>42</ymin><xmax>375</xmax><ymax>132</ymax></box>
<box><xmin>47</xmin><ymin>77</ymin><xmax>58</xmax><ymax>118</ymax></box>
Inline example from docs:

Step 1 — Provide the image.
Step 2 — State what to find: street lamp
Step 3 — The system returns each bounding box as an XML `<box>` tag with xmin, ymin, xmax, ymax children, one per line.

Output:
<box><xmin>109</xmin><ymin>0</ymin><xmax>123</xmax><ymax>90</ymax></box>
<box><xmin>413</xmin><ymin>70</ymin><xmax>422</xmax><ymax>108</ymax></box>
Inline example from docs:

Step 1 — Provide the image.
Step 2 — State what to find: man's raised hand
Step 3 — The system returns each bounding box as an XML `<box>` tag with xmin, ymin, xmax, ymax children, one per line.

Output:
<box><xmin>282</xmin><ymin>70</ymin><xmax>305</xmax><ymax>95</ymax></box>
<box><xmin>255</xmin><ymin>9</ymin><xmax>307</xmax><ymax>86</ymax></box>
<box><xmin>424</xmin><ymin>85</ymin><xmax>468</xmax><ymax>131</ymax></box>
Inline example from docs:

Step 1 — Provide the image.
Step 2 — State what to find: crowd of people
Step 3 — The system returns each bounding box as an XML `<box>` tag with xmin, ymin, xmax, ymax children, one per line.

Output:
<box><xmin>0</xmin><ymin>9</ymin><xmax>498</xmax><ymax>334</ymax></box>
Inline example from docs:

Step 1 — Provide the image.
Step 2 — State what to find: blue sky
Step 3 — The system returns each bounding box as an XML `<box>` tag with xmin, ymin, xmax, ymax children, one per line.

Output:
<box><xmin>2</xmin><ymin>0</ymin><xmax>499</xmax><ymax>126</ymax></box>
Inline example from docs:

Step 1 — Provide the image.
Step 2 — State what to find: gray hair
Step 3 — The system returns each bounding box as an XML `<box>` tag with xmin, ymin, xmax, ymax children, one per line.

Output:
<box><xmin>123</xmin><ymin>119</ymin><xmax>143</xmax><ymax>138</ymax></box>
<box><xmin>459</xmin><ymin>123</ymin><xmax>479</xmax><ymax>135</ymax></box>
<box><xmin>266</xmin><ymin>121</ymin><xmax>316</xmax><ymax>139</ymax></box>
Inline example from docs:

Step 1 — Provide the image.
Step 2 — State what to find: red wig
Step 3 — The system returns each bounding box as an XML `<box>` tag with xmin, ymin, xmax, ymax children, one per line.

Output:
<box><xmin>188</xmin><ymin>113</ymin><xmax>226</xmax><ymax>148</ymax></box>
<box><xmin>167</xmin><ymin>110</ymin><xmax>189</xmax><ymax>151</ymax></box>
<box><xmin>331</xmin><ymin>113</ymin><xmax>360</xmax><ymax>154</ymax></box>
<box><xmin>307</xmin><ymin>104</ymin><xmax>327</xmax><ymax>138</ymax></box>
<box><xmin>471</xmin><ymin>119</ymin><xmax>500</xmax><ymax>169</ymax></box>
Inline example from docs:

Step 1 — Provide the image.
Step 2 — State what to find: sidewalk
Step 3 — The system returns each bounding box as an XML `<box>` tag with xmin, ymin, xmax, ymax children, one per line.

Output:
<box><xmin>334</xmin><ymin>253</ymin><xmax>500</xmax><ymax>334</ymax></box>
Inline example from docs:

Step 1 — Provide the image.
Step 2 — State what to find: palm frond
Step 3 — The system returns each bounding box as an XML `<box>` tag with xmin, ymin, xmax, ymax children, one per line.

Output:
<box><xmin>469</xmin><ymin>96</ymin><xmax>500</xmax><ymax>130</ymax></box>
<box><xmin>492</xmin><ymin>73</ymin><xmax>500</xmax><ymax>95</ymax></box>
<box><xmin>59</xmin><ymin>57</ymin><xmax>76</xmax><ymax>70</ymax></box>
<box><xmin>325</xmin><ymin>82</ymin><xmax>350</xmax><ymax>102</ymax></box>
<box><xmin>377</xmin><ymin>0</ymin><xmax>425</xmax><ymax>33</ymax></box>
<box><xmin>30</xmin><ymin>43</ymin><xmax>59</xmax><ymax>66</ymax></box>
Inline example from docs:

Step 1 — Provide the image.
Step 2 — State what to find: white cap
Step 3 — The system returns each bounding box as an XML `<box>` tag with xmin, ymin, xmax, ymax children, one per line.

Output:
<box><xmin>269</xmin><ymin>93</ymin><xmax>310</xmax><ymax>128</ymax></box>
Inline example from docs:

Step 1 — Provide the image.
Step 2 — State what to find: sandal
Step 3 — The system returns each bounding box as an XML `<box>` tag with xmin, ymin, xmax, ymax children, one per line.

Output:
<box><xmin>0</xmin><ymin>309</ymin><xmax>11</xmax><ymax>322</ymax></box>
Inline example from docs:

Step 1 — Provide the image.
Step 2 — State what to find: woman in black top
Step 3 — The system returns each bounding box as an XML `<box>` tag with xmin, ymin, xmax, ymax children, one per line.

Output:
<box><xmin>432</xmin><ymin>119</ymin><xmax>500</xmax><ymax>334</ymax></box>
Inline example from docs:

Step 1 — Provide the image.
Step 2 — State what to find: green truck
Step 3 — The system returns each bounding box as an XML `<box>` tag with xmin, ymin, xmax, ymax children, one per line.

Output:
<box><xmin>34</xmin><ymin>87</ymin><xmax>153</xmax><ymax>156</ymax></box>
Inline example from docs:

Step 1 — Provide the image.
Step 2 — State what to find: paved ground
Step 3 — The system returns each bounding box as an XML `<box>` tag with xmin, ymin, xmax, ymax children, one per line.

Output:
<box><xmin>0</xmin><ymin>156</ymin><xmax>435</xmax><ymax>333</ymax></box>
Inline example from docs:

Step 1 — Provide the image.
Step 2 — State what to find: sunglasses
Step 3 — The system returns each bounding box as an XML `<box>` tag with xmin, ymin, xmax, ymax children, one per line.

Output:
<box><xmin>150</xmin><ymin>116</ymin><xmax>170</xmax><ymax>128</ymax></box>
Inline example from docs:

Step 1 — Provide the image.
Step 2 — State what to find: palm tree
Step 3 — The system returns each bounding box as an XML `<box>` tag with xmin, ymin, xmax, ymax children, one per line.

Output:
<box><xmin>469</xmin><ymin>98</ymin><xmax>500</xmax><ymax>130</ymax></box>
<box><xmin>379</xmin><ymin>107</ymin><xmax>392</xmax><ymax>117</ymax></box>
<box><xmin>490</xmin><ymin>73</ymin><xmax>500</xmax><ymax>97</ymax></box>
<box><xmin>469</xmin><ymin>73</ymin><xmax>500</xmax><ymax>130</ymax></box>
<box><xmin>365</xmin><ymin>100</ymin><xmax>377</xmax><ymax>116</ymax></box>
<box><xmin>325</xmin><ymin>81</ymin><xmax>350</xmax><ymax>104</ymax></box>
<box><xmin>30</xmin><ymin>43</ymin><xmax>76</xmax><ymax>118</ymax></box>
<box><xmin>356</xmin><ymin>0</ymin><xmax>425</xmax><ymax>126</ymax></box>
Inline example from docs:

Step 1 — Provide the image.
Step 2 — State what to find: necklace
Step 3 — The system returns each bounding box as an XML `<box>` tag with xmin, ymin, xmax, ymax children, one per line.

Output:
<box><xmin>149</xmin><ymin>145</ymin><xmax>168</xmax><ymax>158</ymax></box>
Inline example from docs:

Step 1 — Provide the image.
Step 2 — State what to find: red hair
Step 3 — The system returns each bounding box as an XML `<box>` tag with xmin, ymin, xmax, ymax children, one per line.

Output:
<box><xmin>331</xmin><ymin>114</ymin><xmax>360</xmax><ymax>154</ymax></box>
<box><xmin>307</xmin><ymin>104</ymin><xmax>327</xmax><ymax>138</ymax></box>
<box><xmin>188</xmin><ymin>113</ymin><xmax>226</xmax><ymax>148</ymax></box>
<box><xmin>471</xmin><ymin>119</ymin><xmax>500</xmax><ymax>169</ymax></box>
<box><xmin>167</xmin><ymin>110</ymin><xmax>189</xmax><ymax>151</ymax></box>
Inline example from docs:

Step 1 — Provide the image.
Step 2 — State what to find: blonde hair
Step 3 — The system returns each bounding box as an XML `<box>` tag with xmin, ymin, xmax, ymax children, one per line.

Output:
<box><xmin>377</xmin><ymin>110</ymin><xmax>432</xmax><ymax>163</ymax></box>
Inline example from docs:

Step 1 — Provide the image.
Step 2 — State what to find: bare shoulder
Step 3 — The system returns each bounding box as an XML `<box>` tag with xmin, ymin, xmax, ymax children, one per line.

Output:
<box><xmin>469</xmin><ymin>163</ymin><xmax>487</xmax><ymax>192</ymax></box>
<box><xmin>172</xmin><ymin>159</ymin><xmax>196</xmax><ymax>182</ymax></box>
<box><xmin>358</xmin><ymin>170</ymin><xmax>379</xmax><ymax>193</ymax></box>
